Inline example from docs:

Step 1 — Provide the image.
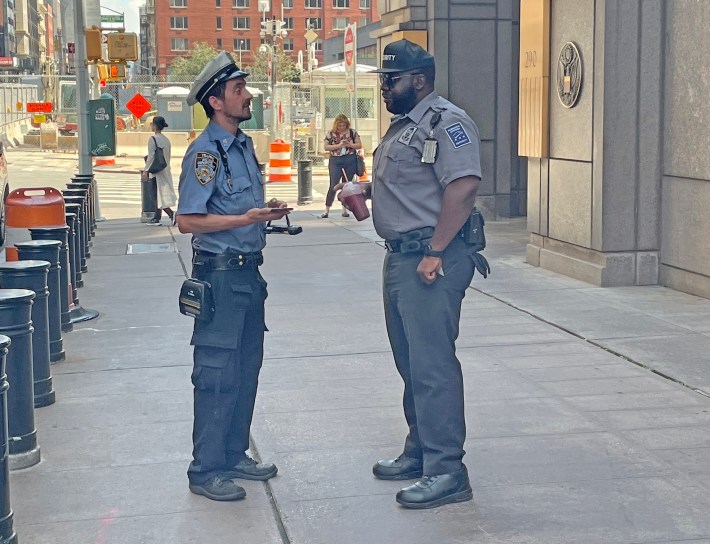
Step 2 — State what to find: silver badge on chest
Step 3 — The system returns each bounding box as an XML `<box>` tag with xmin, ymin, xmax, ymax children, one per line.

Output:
<box><xmin>398</xmin><ymin>126</ymin><xmax>417</xmax><ymax>145</ymax></box>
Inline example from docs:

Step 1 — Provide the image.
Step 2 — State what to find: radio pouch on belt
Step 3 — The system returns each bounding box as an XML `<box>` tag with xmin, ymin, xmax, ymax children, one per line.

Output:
<box><xmin>179</xmin><ymin>278</ymin><xmax>215</xmax><ymax>322</ymax></box>
<box><xmin>462</xmin><ymin>207</ymin><xmax>486</xmax><ymax>251</ymax></box>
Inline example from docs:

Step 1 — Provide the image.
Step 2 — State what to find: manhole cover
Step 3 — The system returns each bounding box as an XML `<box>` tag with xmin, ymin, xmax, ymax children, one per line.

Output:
<box><xmin>126</xmin><ymin>243</ymin><xmax>177</xmax><ymax>255</ymax></box>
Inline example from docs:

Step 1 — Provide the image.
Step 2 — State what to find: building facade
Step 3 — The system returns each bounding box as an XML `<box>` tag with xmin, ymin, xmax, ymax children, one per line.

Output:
<box><xmin>152</xmin><ymin>0</ymin><xmax>379</xmax><ymax>76</ymax></box>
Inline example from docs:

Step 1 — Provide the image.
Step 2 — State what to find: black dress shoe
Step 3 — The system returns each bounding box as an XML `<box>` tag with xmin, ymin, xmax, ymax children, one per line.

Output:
<box><xmin>396</xmin><ymin>466</ymin><xmax>472</xmax><ymax>509</ymax></box>
<box><xmin>373</xmin><ymin>455</ymin><xmax>423</xmax><ymax>481</ymax></box>
<box><xmin>189</xmin><ymin>475</ymin><xmax>246</xmax><ymax>501</ymax></box>
<box><xmin>223</xmin><ymin>456</ymin><xmax>278</xmax><ymax>481</ymax></box>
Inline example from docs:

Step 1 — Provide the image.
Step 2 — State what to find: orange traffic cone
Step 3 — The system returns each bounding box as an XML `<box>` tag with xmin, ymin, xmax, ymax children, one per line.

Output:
<box><xmin>358</xmin><ymin>148</ymin><xmax>368</xmax><ymax>182</ymax></box>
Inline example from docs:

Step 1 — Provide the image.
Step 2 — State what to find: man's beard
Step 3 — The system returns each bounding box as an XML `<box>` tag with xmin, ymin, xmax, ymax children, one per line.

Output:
<box><xmin>387</xmin><ymin>85</ymin><xmax>418</xmax><ymax>115</ymax></box>
<box><xmin>225</xmin><ymin>106</ymin><xmax>252</xmax><ymax>125</ymax></box>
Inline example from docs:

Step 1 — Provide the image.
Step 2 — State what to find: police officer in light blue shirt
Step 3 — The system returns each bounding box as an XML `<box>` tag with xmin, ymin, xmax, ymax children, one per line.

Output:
<box><xmin>176</xmin><ymin>51</ymin><xmax>290</xmax><ymax>502</ymax></box>
<box><xmin>344</xmin><ymin>39</ymin><xmax>489</xmax><ymax>509</ymax></box>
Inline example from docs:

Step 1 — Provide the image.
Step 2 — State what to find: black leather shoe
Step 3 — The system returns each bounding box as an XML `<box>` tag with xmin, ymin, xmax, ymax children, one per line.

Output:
<box><xmin>189</xmin><ymin>475</ymin><xmax>246</xmax><ymax>501</ymax></box>
<box><xmin>373</xmin><ymin>455</ymin><xmax>423</xmax><ymax>481</ymax></box>
<box><xmin>224</xmin><ymin>456</ymin><xmax>278</xmax><ymax>481</ymax></box>
<box><xmin>396</xmin><ymin>467</ymin><xmax>472</xmax><ymax>509</ymax></box>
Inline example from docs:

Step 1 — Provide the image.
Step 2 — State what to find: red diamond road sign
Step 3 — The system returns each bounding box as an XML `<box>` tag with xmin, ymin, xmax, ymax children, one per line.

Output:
<box><xmin>126</xmin><ymin>93</ymin><xmax>152</xmax><ymax>119</ymax></box>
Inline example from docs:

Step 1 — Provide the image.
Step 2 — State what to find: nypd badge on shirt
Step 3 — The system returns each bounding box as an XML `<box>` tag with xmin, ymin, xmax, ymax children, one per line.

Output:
<box><xmin>195</xmin><ymin>152</ymin><xmax>220</xmax><ymax>185</ymax></box>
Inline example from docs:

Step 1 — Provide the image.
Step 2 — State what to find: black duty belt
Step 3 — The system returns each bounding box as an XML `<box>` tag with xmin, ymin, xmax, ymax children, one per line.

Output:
<box><xmin>385</xmin><ymin>227</ymin><xmax>434</xmax><ymax>254</ymax></box>
<box><xmin>193</xmin><ymin>250</ymin><xmax>263</xmax><ymax>270</ymax></box>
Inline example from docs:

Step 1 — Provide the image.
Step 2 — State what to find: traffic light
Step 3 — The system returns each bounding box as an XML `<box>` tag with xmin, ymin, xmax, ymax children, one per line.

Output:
<box><xmin>97</xmin><ymin>63</ymin><xmax>126</xmax><ymax>81</ymax></box>
<box><xmin>85</xmin><ymin>27</ymin><xmax>103</xmax><ymax>62</ymax></box>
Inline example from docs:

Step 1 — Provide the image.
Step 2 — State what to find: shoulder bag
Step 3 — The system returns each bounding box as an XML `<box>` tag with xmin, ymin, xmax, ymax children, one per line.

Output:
<box><xmin>147</xmin><ymin>136</ymin><xmax>168</xmax><ymax>174</ymax></box>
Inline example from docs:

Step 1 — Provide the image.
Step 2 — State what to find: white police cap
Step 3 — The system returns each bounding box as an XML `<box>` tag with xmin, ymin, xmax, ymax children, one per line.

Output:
<box><xmin>186</xmin><ymin>51</ymin><xmax>250</xmax><ymax>106</ymax></box>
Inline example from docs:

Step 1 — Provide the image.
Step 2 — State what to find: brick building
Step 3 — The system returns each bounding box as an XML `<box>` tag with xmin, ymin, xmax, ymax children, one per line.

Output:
<box><xmin>153</xmin><ymin>0</ymin><xmax>378</xmax><ymax>76</ymax></box>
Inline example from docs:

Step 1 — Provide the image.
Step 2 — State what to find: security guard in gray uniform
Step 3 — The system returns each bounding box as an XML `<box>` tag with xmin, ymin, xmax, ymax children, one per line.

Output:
<box><xmin>177</xmin><ymin>51</ymin><xmax>290</xmax><ymax>502</ymax></box>
<box><xmin>347</xmin><ymin>40</ymin><xmax>488</xmax><ymax>509</ymax></box>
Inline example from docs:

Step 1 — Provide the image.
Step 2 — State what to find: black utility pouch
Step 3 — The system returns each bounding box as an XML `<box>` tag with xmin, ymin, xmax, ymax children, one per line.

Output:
<box><xmin>179</xmin><ymin>278</ymin><xmax>215</xmax><ymax>322</ymax></box>
<box><xmin>462</xmin><ymin>207</ymin><xmax>486</xmax><ymax>250</ymax></box>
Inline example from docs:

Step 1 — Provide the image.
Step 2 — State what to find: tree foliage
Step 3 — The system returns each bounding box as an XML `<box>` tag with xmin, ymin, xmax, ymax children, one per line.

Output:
<box><xmin>169</xmin><ymin>42</ymin><xmax>222</xmax><ymax>80</ymax></box>
<box><xmin>243</xmin><ymin>48</ymin><xmax>301</xmax><ymax>83</ymax></box>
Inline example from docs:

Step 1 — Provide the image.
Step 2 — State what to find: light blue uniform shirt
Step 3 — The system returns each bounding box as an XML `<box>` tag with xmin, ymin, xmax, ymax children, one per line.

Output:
<box><xmin>177</xmin><ymin>120</ymin><xmax>265</xmax><ymax>254</ymax></box>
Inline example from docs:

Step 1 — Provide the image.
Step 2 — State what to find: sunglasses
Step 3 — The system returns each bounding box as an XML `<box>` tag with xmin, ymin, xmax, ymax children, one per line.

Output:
<box><xmin>379</xmin><ymin>73</ymin><xmax>422</xmax><ymax>87</ymax></box>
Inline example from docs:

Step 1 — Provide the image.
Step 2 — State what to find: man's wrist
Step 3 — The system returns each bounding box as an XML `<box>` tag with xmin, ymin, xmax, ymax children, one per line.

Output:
<box><xmin>424</xmin><ymin>244</ymin><xmax>445</xmax><ymax>258</ymax></box>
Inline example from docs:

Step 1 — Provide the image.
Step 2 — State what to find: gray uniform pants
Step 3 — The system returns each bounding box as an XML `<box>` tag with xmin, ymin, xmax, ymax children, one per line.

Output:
<box><xmin>382</xmin><ymin>236</ymin><xmax>475</xmax><ymax>475</ymax></box>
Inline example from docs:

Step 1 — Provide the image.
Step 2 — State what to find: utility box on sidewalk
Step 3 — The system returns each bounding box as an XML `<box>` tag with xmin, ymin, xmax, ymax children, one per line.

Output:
<box><xmin>89</xmin><ymin>98</ymin><xmax>116</xmax><ymax>157</ymax></box>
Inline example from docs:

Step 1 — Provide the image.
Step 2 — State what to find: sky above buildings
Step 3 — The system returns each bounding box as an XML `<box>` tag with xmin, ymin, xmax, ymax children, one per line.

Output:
<box><xmin>101</xmin><ymin>0</ymin><xmax>142</xmax><ymax>34</ymax></box>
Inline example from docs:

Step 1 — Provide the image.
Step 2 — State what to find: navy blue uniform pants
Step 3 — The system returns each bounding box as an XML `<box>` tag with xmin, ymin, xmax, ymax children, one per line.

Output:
<box><xmin>382</xmin><ymin>237</ymin><xmax>475</xmax><ymax>476</ymax></box>
<box><xmin>187</xmin><ymin>266</ymin><xmax>267</xmax><ymax>485</ymax></box>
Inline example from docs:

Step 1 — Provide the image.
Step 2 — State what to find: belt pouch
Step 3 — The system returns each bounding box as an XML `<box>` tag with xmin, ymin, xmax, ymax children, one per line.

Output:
<box><xmin>462</xmin><ymin>207</ymin><xmax>486</xmax><ymax>250</ymax></box>
<box><xmin>179</xmin><ymin>278</ymin><xmax>215</xmax><ymax>322</ymax></box>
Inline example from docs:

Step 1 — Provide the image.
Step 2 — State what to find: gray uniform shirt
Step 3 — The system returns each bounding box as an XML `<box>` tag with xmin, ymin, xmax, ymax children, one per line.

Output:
<box><xmin>177</xmin><ymin>120</ymin><xmax>265</xmax><ymax>254</ymax></box>
<box><xmin>372</xmin><ymin>91</ymin><xmax>482</xmax><ymax>241</ymax></box>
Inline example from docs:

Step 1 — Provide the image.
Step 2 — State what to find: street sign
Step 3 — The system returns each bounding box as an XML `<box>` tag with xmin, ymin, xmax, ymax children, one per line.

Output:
<box><xmin>305</xmin><ymin>29</ymin><xmax>318</xmax><ymax>43</ymax></box>
<box><xmin>33</xmin><ymin>115</ymin><xmax>47</xmax><ymax>124</ymax></box>
<box><xmin>67</xmin><ymin>42</ymin><xmax>76</xmax><ymax>54</ymax></box>
<box><xmin>126</xmin><ymin>93</ymin><xmax>152</xmax><ymax>118</ymax></box>
<box><xmin>344</xmin><ymin>24</ymin><xmax>357</xmax><ymax>93</ymax></box>
<box><xmin>27</xmin><ymin>102</ymin><xmax>53</xmax><ymax>113</ymax></box>
<box><xmin>101</xmin><ymin>14</ymin><xmax>124</xmax><ymax>23</ymax></box>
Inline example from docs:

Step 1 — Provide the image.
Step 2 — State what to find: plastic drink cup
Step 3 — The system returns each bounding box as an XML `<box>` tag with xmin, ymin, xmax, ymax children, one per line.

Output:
<box><xmin>341</xmin><ymin>181</ymin><xmax>370</xmax><ymax>221</ymax></box>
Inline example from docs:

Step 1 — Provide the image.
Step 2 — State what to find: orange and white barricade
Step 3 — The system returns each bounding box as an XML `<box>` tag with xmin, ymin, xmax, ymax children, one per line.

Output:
<box><xmin>268</xmin><ymin>139</ymin><xmax>291</xmax><ymax>182</ymax></box>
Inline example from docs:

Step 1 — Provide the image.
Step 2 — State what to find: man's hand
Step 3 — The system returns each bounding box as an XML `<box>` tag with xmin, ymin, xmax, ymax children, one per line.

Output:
<box><xmin>246</xmin><ymin>207</ymin><xmax>290</xmax><ymax>223</ymax></box>
<box><xmin>266</xmin><ymin>198</ymin><xmax>289</xmax><ymax>209</ymax></box>
<box><xmin>417</xmin><ymin>256</ymin><xmax>442</xmax><ymax>284</ymax></box>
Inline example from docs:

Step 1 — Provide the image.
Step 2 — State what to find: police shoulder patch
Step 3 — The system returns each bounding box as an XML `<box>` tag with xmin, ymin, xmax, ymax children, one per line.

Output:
<box><xmin>194</xmin><ymin>152</ymin><xmax>219</xmax><ymax>185</ymax></box>
<box><xmin>445</xmin><ymin>122</ymin><xmax>472</xmax><ymax>149</ymax></box>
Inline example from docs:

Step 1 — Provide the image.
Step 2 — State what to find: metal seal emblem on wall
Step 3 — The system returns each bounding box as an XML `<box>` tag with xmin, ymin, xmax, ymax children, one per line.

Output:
<box><xmin>557</xmin><ymin>42</ymin><xmax>582</xmax><ymax>108</ymax></box>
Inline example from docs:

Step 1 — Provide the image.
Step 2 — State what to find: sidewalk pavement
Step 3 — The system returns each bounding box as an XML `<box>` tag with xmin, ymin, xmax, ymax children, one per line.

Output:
<box><xmin>6</xmin><ymin>207</ymin><xmax>710</xmax><ymax>544</ymax></box>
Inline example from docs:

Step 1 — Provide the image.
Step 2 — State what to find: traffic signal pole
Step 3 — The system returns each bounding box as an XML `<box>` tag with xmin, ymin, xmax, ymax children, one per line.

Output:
<box><xmin>73</xmin><ymin>0</ymin><xmax>93</xmax><ymax>177</ymax></box>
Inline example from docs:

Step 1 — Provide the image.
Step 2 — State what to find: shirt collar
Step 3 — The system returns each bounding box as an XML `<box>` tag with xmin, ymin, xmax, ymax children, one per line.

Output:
<box><xmin>206</xmin><ymin>120</ymin><xmax>237</xmax><ymax>150</ymax></box>
<box><xmin>404</xmin><ymin>91</ymin><xmax>439</xmax><ymax>124</ymax></box>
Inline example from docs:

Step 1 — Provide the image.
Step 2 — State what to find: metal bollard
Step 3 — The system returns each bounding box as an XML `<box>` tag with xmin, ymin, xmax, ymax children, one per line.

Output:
<box><xmin>63</xmin><ymin>213</ymin><xmax>99</xmax><ymax>324</ymax></box>
<box><xmin>16</xmin><ymin>241</ymin><xmax>64</xmax><ymax>363</ymax></box>
<box><xmin>297</xmin><ymin>160</ymin><xmax>313</xmax><ymax>205</ymax></box>
<box><xmin>63</xmin><ymin>195</ymin><xmax>89</xmax><ymax>266</ymax></box>
<box><xmin>71</xmin><ymin>174</ymin><xmax>97</xmax><ymax>233</ymax></box>
<box><xmin>0</xmin><ymin>334</ymin><xmax>18</xmax><ymax>544</ymax></box>
<box><xmin>64</xmin><ymin>203</ymin><xmax>86</xmax><ymax>279</ymax></box>
<box><xmin>30</xmin><ymin>226</ymin><xmax>72</xmax><ymax>333</ymax></box>
<box><xmin>64</xmin><ymin>212</ymin><xmax>80</xmax><ymax>298</ymax></box>
<box><xmin>140</xmin><ymin>175</ymin><xmax>159</xmax><ymax>223</ymax></box>
<box><xmin>63</xmin><ymin>187</ymin><xmax>92</xmax><ymax>246</ymax></box>
<box><xmin>0</xmin><ymin>262</ymin><xmax>55</xmax><ymax>408</ymax></box>
<box><xmin>0</xmin><ymin>289</ymin><xmax>40</xmax><ymax>470</ymax></box>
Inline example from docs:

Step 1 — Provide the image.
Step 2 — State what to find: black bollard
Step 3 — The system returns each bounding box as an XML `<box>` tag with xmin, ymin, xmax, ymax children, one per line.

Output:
<box><xmin>0</xmin><ymin>289</ymin><xmax>40</xmax><ymax>470</ymax></box>
<box><xmin>63</xmin><ymin>196</ymin><xmax>89</xmax><ymax>268</ymax></box>
<box><xmin>63</xmin><ymin>213</ymin><xmax>99</xmax><ymax>324</ymax></box>
<box><xmin>65</xmin><ymin>203</ymin><xmax>86</xmax><ymax>280</ymax></box>
<box><xmin>16</xmin><ymin>241</ymin><xmax>64</xmax><ymax>363</ymax></box>
<box><xmin>297</xmin><ymin>160</ymin><xmax>313</xmax><ymax>205</ymax></box>
<box><xmin>0</xmin><ymin>335</ymin><xmax>18</xmax><ymax>544</ymax></box>
<box><xmin>30</xmin><ymin>226</ymin><xmax>73</xmax><ymax>333</ymax></box>
<box><xmin>71</xmin><ymin>174</ymin><xmax>97</xmax><ymax>234</ymax></box>
<box><xmin>140</xmin><ymin>175</ymin><xmax>159</xmax><ymax>223</ymax></box>
<box><xmin>63</xmin><ymin>188</ymin><xmax>92</xmax><ymax>247</ymax></box>
<box><xmin>0</xmin><ymin>262</ymin><xmax>55</xmax><ymax>408</ymax></box>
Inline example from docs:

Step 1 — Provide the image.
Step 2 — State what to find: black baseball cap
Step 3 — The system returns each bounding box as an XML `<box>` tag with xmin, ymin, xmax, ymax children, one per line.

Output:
<box><xmin>372</xmin><ymin>39</ymin><xmax>435</xmax><ymax>74</ymax></box>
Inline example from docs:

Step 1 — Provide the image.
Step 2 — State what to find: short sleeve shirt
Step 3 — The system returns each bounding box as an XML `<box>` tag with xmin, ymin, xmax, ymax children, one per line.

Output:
<box><xmin>177</xmin><ymin>120</ymin><xmax>265</xmax><ymax>253</ymax></box>
<box><xmin>371</xmin><ymin>91</ymin><xmax>482</xmax><ymax>241</ymax></box>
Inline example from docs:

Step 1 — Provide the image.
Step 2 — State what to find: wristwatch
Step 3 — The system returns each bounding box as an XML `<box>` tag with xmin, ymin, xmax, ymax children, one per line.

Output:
<box><xmin>424</xmin><ymin>244</ymin><xmax>445</xmax><ymax>258</ymax></box>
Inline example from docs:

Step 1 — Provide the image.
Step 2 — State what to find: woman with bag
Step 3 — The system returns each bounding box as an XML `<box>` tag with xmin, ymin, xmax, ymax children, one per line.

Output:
<box><xmin>321</xmin><ymin>114</ymin><xmax>362</xmax><ymax>218</ymax></box>
<box><xmin>141</xmin><ymin>116</ymin><xmax>178</xmax><ymax>225</ymax></box>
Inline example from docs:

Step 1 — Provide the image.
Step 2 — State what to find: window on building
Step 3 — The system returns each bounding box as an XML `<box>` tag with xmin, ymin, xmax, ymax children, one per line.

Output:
<box><xmin>170</xmin><ymin>0</ymin><xmax>187</xmax><ymax>6</ymax></box>
<box><xmin>333</xmin><ymin>0</ymin><xmax>349</xmax><ymax>7</ymax></box>
<box><xmin>283</xmin><ymin>17</ymin><xmax>294</xmax><ymax>30</ymax></box>
<box><xmin>216</xmin><ymin>0</ymin><xmax>221</xmax><ymax>6</ymax></box>
<box><xmin>333</xmin><ymin>17</ymin><xmax>347</xmax><ymax>30</ymax></box>
<box><xmin>170</xmin><ymin>16</ymin><xmax>188</xmax><ymax>29</ymax></box>
<box><xmin>283</xmin><ymin>38</ymin><xmax>294</xmax><ymax>51</ymax></box>
<box><xmin>359</xmin><ymin>16</ymin><xmax>370</xmax><ymax>26</ymax></box>
<box><xmin>313</xmin><ymin>38</ymin><xmax>323</xmax><ymax>51</ymax></box>
<box><xmin>360</xmin><ymin>44</ymin><xmax>376</xmax><ymax>59</ymax></box>
<box><xmin>359</xmin><ymin>0</ymin><xmax>370</xmax><ymax>7</ymax></box>
<box><xmin>305</xmin><ymin>17</ymin><xmax>322</xmax><ymax>30</ymax></box>
<box><xmin>233</xmin><ymin>17</ymin><xmax>250</xmax><ymax>29</ymax></box>
<box><xmin>283</xmin><ymin>0</ymin><xmax>293</xmax><ymax>6</ymax></box>
<box><xmin>234</xmin><ymin>38</ymin><xmax>251</xmax><ymax>50</ymax></box>
<box><xmin>171</xmin><ymin>37</ymin><xmax>189</xmax><ymax>50</ymax></box>
<box><xmin>233</xmin><ymin>0</ymin><xmax>249</xmax><ymax>6</ymax></box>
<box><xmin>305</xmin><ymin>0</ymin><xmax>321</xmax><ymax>7</ymax></box>
<box><xmin>216</xmin><ymin>16</ymin><xmax>222</xmax><ymax>29</ymax></box>
<box><xmin>217</xmin><ymin>38</ymin><xmax>223</xmax><ymax>48</ymax></box>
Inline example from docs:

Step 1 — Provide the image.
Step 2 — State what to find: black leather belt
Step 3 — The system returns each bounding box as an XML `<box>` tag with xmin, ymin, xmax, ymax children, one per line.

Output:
<box><xmin>385</xmin><ymin>227</ymin><xmax>434</xmax><ymax>254</ymax></box>
<box><xmin>193</xmin><ymin>250</ymin><xmax>263</xmax><ymax>270</ymax></box>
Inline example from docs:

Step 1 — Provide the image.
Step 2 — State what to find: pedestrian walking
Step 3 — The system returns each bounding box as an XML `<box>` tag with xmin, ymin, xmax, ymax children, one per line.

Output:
<box><xmin>176</xmin><ymin>51</ymin><xmax>290</xmax><ymax>502</ymax></box>
<box><xmin>342</xmin><ymin>39</ymin><xmax>489</xmax><ymax>509</ymax></box>
<box><xmin>322</xmin><ymin>114</ymin><xmax>361</xmax><ymax>218</ymax></box>
<box><xmin>142</xmin><ymin>116</ymin><xmax>177</xmax><ymax>225</ymax></box>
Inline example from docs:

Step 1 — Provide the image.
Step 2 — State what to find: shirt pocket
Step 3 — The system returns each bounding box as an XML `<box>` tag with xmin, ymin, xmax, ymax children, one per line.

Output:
<box><xmin>389</xmin><ymin>144</ymin><xmax>421</xmax><ymax>183</ymax></box>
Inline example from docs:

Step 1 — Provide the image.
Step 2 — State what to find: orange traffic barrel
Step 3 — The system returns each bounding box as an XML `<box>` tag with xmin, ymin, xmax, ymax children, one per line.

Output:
<box><xmin>358</xmin><ymin>148</ymin><xmax>369</xmax><ymax>182</ymax></box>
<box><xmin>5</xmin><ymin>188</ymin><xmax>66</xmax><ymax>263</ymax></box>
<box><xmin>268</xmin><ymin>139</ymin><xmax>292</xmax><ymax>182</ymax></box>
